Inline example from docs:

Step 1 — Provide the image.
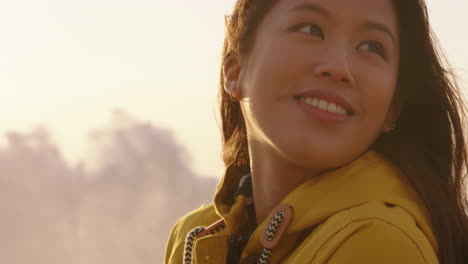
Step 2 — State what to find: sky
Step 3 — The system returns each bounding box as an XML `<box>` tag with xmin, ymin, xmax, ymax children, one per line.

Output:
<box><xmin>0</xmin><ymin>0</ymin><xmax>467</xmax><ymax>179</ymax></box>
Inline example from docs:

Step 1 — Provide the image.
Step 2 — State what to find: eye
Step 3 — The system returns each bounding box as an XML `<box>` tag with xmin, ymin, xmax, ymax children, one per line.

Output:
<box><xmin>294</xmin><ymin>23</ymin><xmax>324</xmax><ymax>39</ymax></box>
<box><xmin>358</xmin><ymin>41</ymin><xmax>386</xmax><ymax>59</ymax></box>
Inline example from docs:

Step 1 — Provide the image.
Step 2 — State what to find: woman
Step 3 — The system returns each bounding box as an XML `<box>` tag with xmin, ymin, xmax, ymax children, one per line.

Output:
<box><xmin>165</xmin><ymin>0</ymin><xmax>468</xmax><ymax>263</ymax></box>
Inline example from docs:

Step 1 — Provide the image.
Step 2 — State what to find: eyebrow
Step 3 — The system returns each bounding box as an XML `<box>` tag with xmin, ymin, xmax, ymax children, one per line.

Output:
<box><xmin>288</xmin><ymin>3</ymin><xmax>330</xmax><ymax>17</ymax></box>
<box><xmin>361</xmin><ymin>21</ymin><xmax>397</xmax><ymax>44</ymax></box>
<box><xmin>289</xmin><ymin>3</ymin><xmax>397</xmax><ymax>44</ymax></box>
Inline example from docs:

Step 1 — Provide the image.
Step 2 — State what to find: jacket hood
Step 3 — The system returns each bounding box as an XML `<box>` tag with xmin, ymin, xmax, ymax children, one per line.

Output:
<box><xmin>212</xmin><ymin>149</ymin><xmax>439</xmax><ymax>258</ymax></box>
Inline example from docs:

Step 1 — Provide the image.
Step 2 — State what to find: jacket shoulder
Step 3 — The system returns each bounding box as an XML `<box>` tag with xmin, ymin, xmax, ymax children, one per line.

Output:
<box><xmin>287</xmin><ymin>201</ymin><xmax>439</xmax><ymax>264</ymax></box>
<box><xmin>164</xmin><ymin>203</ymin><xmax>220</xmax><ymax>264</ymax></box>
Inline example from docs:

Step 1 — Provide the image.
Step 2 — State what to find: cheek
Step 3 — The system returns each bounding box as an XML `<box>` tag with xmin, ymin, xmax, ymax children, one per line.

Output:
<box><xmin>253</xmin><ymin>47</ymin><xmax>306</xmax><ymax>91</ymax></box>
<box><xmin>353</xmin><ymin>55</ymin><xmax>396</xmax><ymax>95</ymax></box>
<box><xmin>249</xmin><ymin>36</ymin><xmax>311</xmax><ymax>82</ymax></box>
<box><xmin>242</xmin><ymin>41</ymin><xmax>308</xmax><ymax>112</ymax></box>
<box><xmin>241</xmin><ymin>42</ymin><xmax>309</xmax><ymax>138</ymax></box>
<box><xmin>359</xmin><ymin>68</ymin><xmax>397</xmax><ymax>123</ymax></box>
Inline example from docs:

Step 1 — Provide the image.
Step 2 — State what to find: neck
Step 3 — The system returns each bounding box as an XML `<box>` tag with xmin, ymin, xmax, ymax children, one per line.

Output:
<box><xmin>248</xmin><ymin>140</ymin><xmax>324</xmax><ymax>225</ymax></box>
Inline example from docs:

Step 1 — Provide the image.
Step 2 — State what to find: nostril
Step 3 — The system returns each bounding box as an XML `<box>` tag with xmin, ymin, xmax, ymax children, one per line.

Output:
<box><xmin>319</xmin><ymin>71</ymin><xmax>353</xmax><ymax>85</ymax></box>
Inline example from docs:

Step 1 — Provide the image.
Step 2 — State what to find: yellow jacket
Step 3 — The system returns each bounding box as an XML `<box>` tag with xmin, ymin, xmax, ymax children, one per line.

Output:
<box><xmin>164</xmin><ymin>150</ymin><xmax>439</xmax><ymax>263</ymax></box>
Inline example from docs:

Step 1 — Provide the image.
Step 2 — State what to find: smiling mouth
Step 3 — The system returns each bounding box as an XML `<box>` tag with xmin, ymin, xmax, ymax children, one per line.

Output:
<box><xmin>294</xmin><ymin>96</ymin><xmax>354</xmax><ymax>116</ymax></box>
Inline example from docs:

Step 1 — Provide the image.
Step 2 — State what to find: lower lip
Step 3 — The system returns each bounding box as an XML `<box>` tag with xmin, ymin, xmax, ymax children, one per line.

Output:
<box><xmin>295</xmin><ymin>98</ymin><xmax>351</xmax><ymax>123</ymax></box>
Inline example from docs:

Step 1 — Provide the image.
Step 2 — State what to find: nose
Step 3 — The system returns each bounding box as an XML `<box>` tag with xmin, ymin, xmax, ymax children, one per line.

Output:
<box><xmin>314</xmin><ymin>47</ymin><xmax>355</xmax><ymax>86</ymax></box>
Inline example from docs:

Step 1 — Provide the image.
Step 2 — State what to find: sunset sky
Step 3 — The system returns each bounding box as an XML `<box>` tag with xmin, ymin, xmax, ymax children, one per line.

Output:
<box><xmin>0</xmin><ymin>0</ymin><xmax>467</xmax><ymax>179</ymax></box>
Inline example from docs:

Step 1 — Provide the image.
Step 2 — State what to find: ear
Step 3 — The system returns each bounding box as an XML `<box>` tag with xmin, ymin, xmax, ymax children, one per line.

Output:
<box><xmin>383</xmin><ymin>100</ymin><xmax>402</xmax><ymax>133</ymax></box>
<box><xmin>223</xmin><ymin>54</ymin><xmax>243</xmax><ymax>100</ymax></box>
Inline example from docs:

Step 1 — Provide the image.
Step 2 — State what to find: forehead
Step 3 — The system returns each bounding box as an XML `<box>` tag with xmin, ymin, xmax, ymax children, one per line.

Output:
<box><xmin>272</xmin><ymin>0</ymin><xmax>397</xmax><ymax>27</ymax></box>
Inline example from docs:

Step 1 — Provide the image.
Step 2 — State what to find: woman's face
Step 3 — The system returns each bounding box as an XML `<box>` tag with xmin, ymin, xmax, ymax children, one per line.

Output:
<box><xmin>234</xmin><ymin>0</ymin><xmax>400</xmax><ymax>170</ymax></box>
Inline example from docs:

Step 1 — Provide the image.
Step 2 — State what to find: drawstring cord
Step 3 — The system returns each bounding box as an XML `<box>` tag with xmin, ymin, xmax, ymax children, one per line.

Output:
<box><xmin>183</xmin><ymin>211</ymin><xmax>285</xmax><ymax>264</ymax></box>
<box><xmin>183</xmin><ymin>227</ymin><xmax>204</xmax><ymax>264</ymax></box>
<box><xmin>183</xmin><ymin>223</ymin><xmax>226</xmax><ymax>264</ymax></box>
<box><xmin>257</xmin><ymin>211</ymin><xmax>285</xmax><ymax>264</ymax></box>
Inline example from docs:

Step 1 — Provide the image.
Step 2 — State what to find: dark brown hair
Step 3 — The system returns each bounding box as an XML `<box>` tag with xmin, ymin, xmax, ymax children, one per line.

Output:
<box><xmin>217</xmin><ymin>0</ymin><xmax>468</xmax><ymax>263</ymax></box>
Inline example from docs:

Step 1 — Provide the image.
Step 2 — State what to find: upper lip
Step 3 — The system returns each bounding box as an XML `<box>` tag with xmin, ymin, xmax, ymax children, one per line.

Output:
<box><xmin>294</xmin><ymin>90</ymin><xmax>355</xmax><ymax>114</ymax></box>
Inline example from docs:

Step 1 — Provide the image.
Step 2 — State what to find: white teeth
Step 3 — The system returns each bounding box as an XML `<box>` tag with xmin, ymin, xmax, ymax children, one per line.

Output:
<box><xmin>336</xmin><ymin>106</ymin><xmax>346</xmax><ymax>115</ymax></box>
<box><xmin>318</xmin><ymin>99</ymin><xmax>327</xmax><ymax>110</ymax></box>
<box><xmin>328</xmin><ymin>103</ymin><xmax>337</xmax><ymax>113</ymax></box>
<box><xmin>312</xmin><ymin>97</ymin><xmax>318</xmax><ymax>106</ymax></box>
<box><xmin>299</xmin><ymin>97</ymin><xmax>348</xmax><ymax>115</ymax></box>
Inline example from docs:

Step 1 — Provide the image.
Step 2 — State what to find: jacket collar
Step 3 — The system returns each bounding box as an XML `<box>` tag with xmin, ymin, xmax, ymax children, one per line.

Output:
<box><xmin>213</xmin><ymin>149</ymin><xmax>438</xmax><ymax>260</ymax></box>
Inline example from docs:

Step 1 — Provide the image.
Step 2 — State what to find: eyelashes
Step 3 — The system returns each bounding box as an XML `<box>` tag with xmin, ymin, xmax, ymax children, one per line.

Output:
<box><xmin>294</xmin><ymin>23</ymin><xmax>324</xmax><ymax>39</ymax></box>
<box><xmin>291</xmin><ymin>23</ymin><xmax>388</xmax><ymax>60</ymax></box>
<box><xmin>358</xmin><ymin>41</ymin><xmax>387</xmax><ymax>60</ymax></box>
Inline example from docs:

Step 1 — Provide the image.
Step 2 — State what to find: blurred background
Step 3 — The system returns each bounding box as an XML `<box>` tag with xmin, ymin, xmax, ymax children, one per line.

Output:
<box><xmin>0</xmin><ymin>0</ymin><xmax>466</xmax><ymax>263</ymax></box>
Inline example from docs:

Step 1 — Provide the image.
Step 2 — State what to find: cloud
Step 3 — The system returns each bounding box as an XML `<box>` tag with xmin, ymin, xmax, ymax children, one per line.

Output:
<box><xmin>0</xmin><ymin>109</ymin><xmax>218</xmax><ymax>264</ymax></box>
